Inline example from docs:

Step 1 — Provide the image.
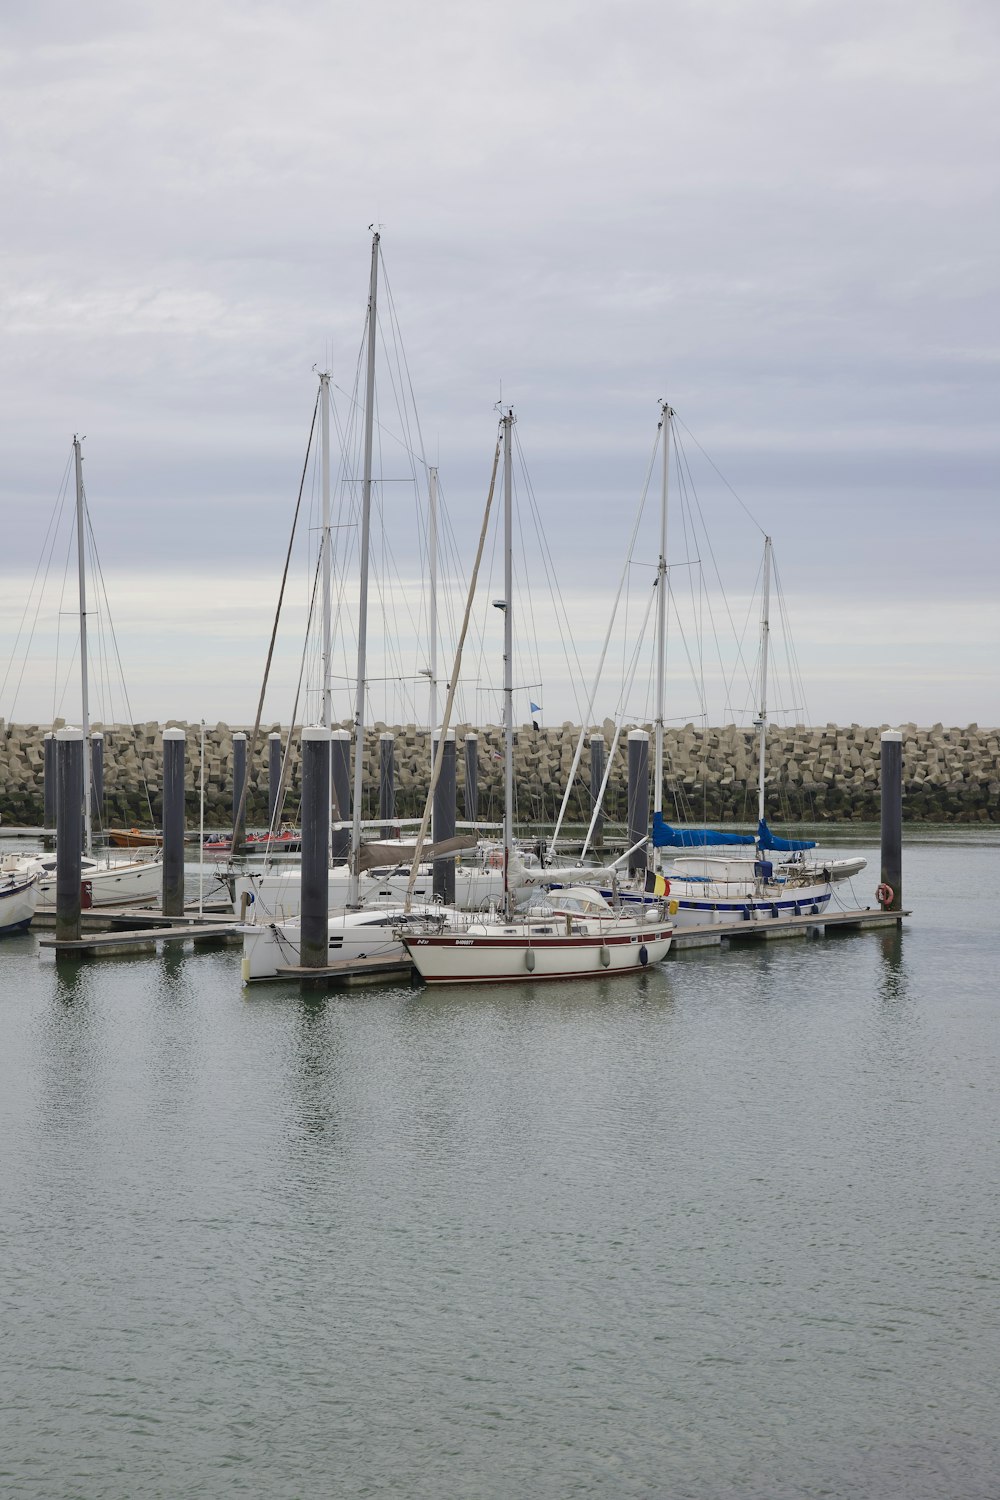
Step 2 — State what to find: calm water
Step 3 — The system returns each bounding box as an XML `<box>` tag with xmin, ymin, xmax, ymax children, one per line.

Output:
<box><xmin>1</xmin><ymin>830</ymin><xmax>998</xmax><ymax>1499</ymax></box>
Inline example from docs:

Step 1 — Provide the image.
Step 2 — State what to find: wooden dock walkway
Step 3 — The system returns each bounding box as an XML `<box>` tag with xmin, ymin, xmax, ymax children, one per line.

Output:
<box><xmin>669</xmin><ymin>905</ymin><xmax>907</xmax><ymax>951</ymax></box>
<box><xmin>37</xmin><ymin>904</ymin><xmax>243</xmax><ymax>955</ymax></box>
<box><xmin>256</xmin><ymin>907</ymin><xmax>907</xmax><ymax>987</ymax></box>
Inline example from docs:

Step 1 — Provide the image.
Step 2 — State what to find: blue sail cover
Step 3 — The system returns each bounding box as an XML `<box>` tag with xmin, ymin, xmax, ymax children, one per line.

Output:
<box><xmin>652</xmin><ymin>812</ymin><xmax>754</xmax><ymax>848</ymax></box>
<box><xmin>756</xmin><ymin>818</ymin><xmax>816</xmax><ymax>852</ymax></box>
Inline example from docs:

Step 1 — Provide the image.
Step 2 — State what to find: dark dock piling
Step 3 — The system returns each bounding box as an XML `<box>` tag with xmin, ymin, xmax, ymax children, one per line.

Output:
<box><xmin>331</xmin><ymin>728</ymin><xmax>351</xmax><ymax>863</ymax></box>
<box><xmin>162</xmin><ymin>727</ymin><xmax>186</xmax><ymax>917</ymax></box>
<box><xmin>232</xmin><ymin>732</ymin><xmax>247</xmax><ymax>854</ymax></box>
<box><xmin>464</xmin><ymin>733</ymin><xmax>478</xmax><ymax>824</ymax></box>
<box><xmin>267</xmin><ymin>732</ymin><xmax>282</xmax><ymax>825</ymax></box>
<box><xmin>91</xmin><ymin>732</ymin><xmax>104</xmax><ymax>827</ymax></box>
<box><xmin>379</xmin><ymin>732</ymin><xmax>395</xmax><ymax>837</ymax></box>
<box><xmin>55</xmin><ymin>726</ymin><xmax>83</xmax><ymax>945</ymax></box>
<box><xmin>590</xmin><ymin>734</ymin><xmax>606</xmax><ymax>848</ymax></box>
<box><xmin>300</xmin><ymin>725</ymin><xmax>331</xmax><ymax>973</ymax></box>
<box><xmin>43</xmin><ymin>731</ymin><xmax>56</xmax><ymax>832</ymax></box>
<box><xmin>881</xmin><ymin>728</ymin><xmax>903</xmax><ymax>911</ymax></box>
<box><xmin>627</xmin><ymin>729</ymin><xmax>649</xmax><ymax>875</ymax></box>
<box><xmin>433</xmin><ymin>729</ymin><xmax>456</xmax><ymax>904</ymax></box>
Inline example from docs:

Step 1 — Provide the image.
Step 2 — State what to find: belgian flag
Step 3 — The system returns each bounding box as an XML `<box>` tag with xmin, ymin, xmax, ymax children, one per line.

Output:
<box><xmin>644</xmin><ymin>869</ymin><xmax>670</xmax><ymax>898</ymax></box>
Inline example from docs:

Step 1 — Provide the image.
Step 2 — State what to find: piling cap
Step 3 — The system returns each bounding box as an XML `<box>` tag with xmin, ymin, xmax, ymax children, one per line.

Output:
<box><xmin>881</xmin><ymin>729</ymin><xmax>903</xmax><ymax>742</ymax></box>
<box><xmin>330</xmin><ymin>727</ymin><xmax>351</xmax><ymax>741</ymax></box>
<box><xmin>302</xmin><ymin>724</ymin><xmax>332</xmax><ymax>743</ymax></box>
<box><xmin>55</xmin><ymin>725</ymin><xmax>84</xmax><ymax>741</ymax></box>
<box><xmin>432</xmin><ymin>727</ymin><xmax>456</xmax><ymax>743</ymax></box>
<box><xmin>163</xmin><ymin>727</ymin><xmax>186</xmax><ymax>741</ymax></box>
<box><xmin>627</xmin><ymin>728</ymin><xmax>650</xmax><ymax>742</ymax></box>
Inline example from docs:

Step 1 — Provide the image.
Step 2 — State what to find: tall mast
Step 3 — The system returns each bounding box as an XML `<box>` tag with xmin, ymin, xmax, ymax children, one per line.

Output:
<box><xmin>320</xmin><ymin>370</ymin><xmax>332</xmax><ymax>730</ymax></box>
<box><xmin>502</xmin><ymin>410</ymin><xmax>514</xmax><ymax>903</ymax></box>
<box><xmin>757</xmin><ymin>535</ymin><xmax>772</xmax><ymax>826</ymax></box>
<box><xmin>428</xmin><ymin>464</ymin><xmax>439</xmax><ymax>734</ymax></box>
<box><xmin>349</xmin><ymin>230</ymin><xmax>380</xmax><ymax>904</ymax></box>
<box><xmin>653</xmin><ymin>402</ymin><xmax>671</xmax><ymax>859</ymax></box>
<box><xmin>74</xmin><ymin>436</ymin><xmax>92</xmax><ymax>854</ymax></box>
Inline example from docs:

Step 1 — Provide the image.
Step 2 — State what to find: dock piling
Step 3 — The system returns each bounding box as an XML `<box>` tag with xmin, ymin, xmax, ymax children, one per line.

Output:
<box><xmin>267</xmin><ymin>732</ymin><xmax>282</xmax><ymax>825</ymax></box>
<box><xmin>464</xmin><ymin>733</ymin><xmax>478</xmax><ymax>824</ymax></box>
<box><xmin>232</xmin><ymin>732</ymin><xmax>247</xmax><ymax>854</ymax></box>
<box><xmin>91</xmin><ymin>732</ymin><xmax>104</xmax><ymax>828</ymax></box>
<box><xmin>55</xmin><ymin>726</ymin><xmax>84</xmax><ymax>944</ymax></box>
<box><xmin>589</xmin><ymin>734</ymin><xmax>606</xmax><ymax>848</ymax></box>
<box><xmin>331</xmin><ymin>728</ymin><xmax>351</xmax><ymax>863</ymax></box>
<box><xmin>432</xmin><ymin>729</ymin><xmax>456</xmax><ymax>904</ymax></box>
<box><xmin>300</xmin><ymin>725</ymin><xmax>331</xmax><ymax>972</ymax></box>
<box><xmin>880</xmin><ymin>729</ymin><xmax>903</xmax><ymax>911</ymax></box>
<box><xmin>162</xmin><ymin>727</ymin><xmax>186</xmax><ymax>917</ymax></box>
<box><xmin>627</xmin><ymin>729</ymin><xmax>649</xmax><ymax>875</ymax></box>
<box><xmin>379</xmin><ymin>732</ymin><xmax>396</xmax><ymax>837</ymax></box>
<box><xmin>43</xmin><ymin>731</ymin><xmax>56</xmax><ymax>832</ymax></box>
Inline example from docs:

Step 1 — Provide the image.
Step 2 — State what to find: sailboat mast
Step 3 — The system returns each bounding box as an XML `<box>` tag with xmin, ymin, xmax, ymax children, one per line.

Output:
<box><xmin>74</xmin><ymin>436</ymin><xmax>92</xmax><ymax>854</ymax></box>
<box><xmin>320</xmin><ymin>371</ymin><xmax>332</xmax><ymax>730</ymax></box>
<box><xmin>757</xmin><ymin>535</ymin><xmax>772</xmax><ymax>825</ymax></box>
<box><xmin>349</xmin><ymin>230</ymin><xmax>380</xmax><ymax>903</ymax></box>
<box><xmin>428</xmin><ymin>464</ymin><xmax>439</xmax><ymax>733</ymax></box>
<box><xmin>653</xmin><ymin>402</ymin><xmax>671</xmax><ymax>854</ymax></box>
<box><xmin>502</xmin><ymin>410</ymin><xmax>514</xmax><ymax>895</ymax></box>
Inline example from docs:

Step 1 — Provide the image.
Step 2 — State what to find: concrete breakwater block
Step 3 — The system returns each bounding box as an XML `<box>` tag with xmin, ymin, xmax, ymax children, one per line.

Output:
<box><xmin>1</xmin><ymin>719</ymin><xmax>997</xmax><ymax>826</ymax></box>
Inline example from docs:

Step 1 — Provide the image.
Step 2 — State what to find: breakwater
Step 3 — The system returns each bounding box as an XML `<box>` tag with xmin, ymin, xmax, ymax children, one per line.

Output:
<box><xmin>1</xmin><ymin>719</ymin><xmax>997</xmax><ymax>826</ymax></box>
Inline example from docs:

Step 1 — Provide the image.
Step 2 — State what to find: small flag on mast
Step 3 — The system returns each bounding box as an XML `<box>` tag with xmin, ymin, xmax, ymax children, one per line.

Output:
<box><xmin>644</xmin><ymin>869</ymin><xmax>670</xmax><ymax>898</ymax></box>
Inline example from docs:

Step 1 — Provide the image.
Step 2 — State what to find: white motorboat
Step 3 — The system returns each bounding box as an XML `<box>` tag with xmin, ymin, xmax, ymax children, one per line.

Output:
<box><xmin>0</xmin><ymin>868</ymin><xmax>38</xmax><ymax>934</ymax></box>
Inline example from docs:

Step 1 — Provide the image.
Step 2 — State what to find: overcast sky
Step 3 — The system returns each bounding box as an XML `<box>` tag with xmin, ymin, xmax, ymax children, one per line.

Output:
<box><xmin>2</xmin><ymin>0</ymin><xmax>997</xmax><ymax>730</ymax></box>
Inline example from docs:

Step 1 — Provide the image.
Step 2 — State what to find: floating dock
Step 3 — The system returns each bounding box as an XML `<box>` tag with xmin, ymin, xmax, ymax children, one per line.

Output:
<box><xmin>249</xmin><ymin>907</ymin><xmax>907</xmax><ymax>987</ymax></box>
<box><xmin>37</xmin><ymin>905</ymin><xmax>243</xmax><ymax>955</ymax></box>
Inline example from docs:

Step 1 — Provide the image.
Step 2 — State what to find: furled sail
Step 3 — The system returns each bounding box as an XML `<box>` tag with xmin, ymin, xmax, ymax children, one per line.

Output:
<box><xmin>355</xmin><ymin>832</ymin><xmax>478</xmax><ymax>873</ymax></box>
<box><xmin>756</xmin><ymin>818</ymin><xmax>816</xmax><ymax>852</ymax></box>
<box><xmin>651</xmin><ymin>812</ymin><xmax>754</xmax><ymax>848</ymax></box>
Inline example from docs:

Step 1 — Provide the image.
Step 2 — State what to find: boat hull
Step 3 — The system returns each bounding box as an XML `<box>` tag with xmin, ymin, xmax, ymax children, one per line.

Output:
<box><xmin>403</xmin><ymin>921</ymin><xmax>674</xmax><ymax>985</ymax></box>
<box><xmin>241</xmin><ymin>907</ymin><xmax>445</xmax><ymax>982</ymax></box>
<box><xmin>0</xmin><ymin>874</ymin><xmax>38</xmax><ymax>934</ymax></box>
<box><xmin>235</xmin><ymin>864</ymin><xmax>504</xmax><ymax>922</ymax></box>
<box><xmin>34</xmin><ymin>855</ymin><xmax>162</xmax><ymax>909</ymax></box>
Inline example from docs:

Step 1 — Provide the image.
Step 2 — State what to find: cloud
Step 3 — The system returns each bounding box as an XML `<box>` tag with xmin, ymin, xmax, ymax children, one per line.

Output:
<box><xmin>1</xmin><ymin>0</ymin><xmax>998</xmax><ymax>727</ymax></box>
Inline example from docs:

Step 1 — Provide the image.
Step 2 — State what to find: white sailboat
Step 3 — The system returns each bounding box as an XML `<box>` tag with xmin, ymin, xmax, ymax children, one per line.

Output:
<box><xmin>241</xmin><ymin>233</ymin><xmax>499</xmax><ymax>981</ymax></box>
<box><xmin>0</xmin><ymin>865</ymin><xmax>38</xmax><ymax>935</ymax></box>
<box><xmin>400</xmin><ymin>409</ymin><xmax>673</xmax><ymax>986</ymax></box>
<box><xmin>603</xmin><ymin>404</ymin><xmax>860</xmax><ymax>925</ymax></box>
<box><xmin>536</xmin><ymin>402</ymin><xmax>860</xmax><ymax>927</ymax></box>
<box><xmin>5</xmin><ymin>438</ymin><xmax>162</xmax><ymax>909</ymax></box>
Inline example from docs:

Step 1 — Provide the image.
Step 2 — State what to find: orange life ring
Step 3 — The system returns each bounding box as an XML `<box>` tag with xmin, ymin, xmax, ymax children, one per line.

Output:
<box><xmin>875</xmin><ymin>883</ymin><xmax>894</xmax><ymax>907</ymax></box>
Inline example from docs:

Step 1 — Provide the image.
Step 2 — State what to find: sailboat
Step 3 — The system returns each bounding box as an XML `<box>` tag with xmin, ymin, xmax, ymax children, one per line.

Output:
<box><xmin>4</xmin><ymin>438</ymin><xmax>162</xmax><ymax>909</ymax></box>
<box><xmin>0</xmin><ymin>864</ymin><xmax>38</xmax><ymax>935</ymax></box>
<box><xmin>240</xmin><ymin>234</ymin><xmax>499</xmax><ymax>982</ymax></box>
<box><xmin>601</xmin><ymin>403</ymin><xmax>861</xmax><ymax>926</ymax></box>
<box><xmin>400</xmin><ymin>409</ymin><xmax>674</xmax><ymax>986</ymax></box>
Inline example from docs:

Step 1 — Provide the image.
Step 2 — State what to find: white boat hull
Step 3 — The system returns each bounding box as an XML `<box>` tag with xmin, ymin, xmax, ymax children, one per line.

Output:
<box><xmin>234</xmin><ymin>863</ymin><xmax>504</xmax><ymax>922</ymax></box>
<box><xmin>0</xmin><ymin>873</ymin><xmax>38</xmax><ymax>934</ymax></box>
<box><xmin>36</xmin><ymin>855</ymin><xmax>162</xmax><ymax>909</ymax></box>
<box><xmin>241</xmin><ymin>906</ymin><xmax>445</xmax><ymax>982</ymax></box>
<box><xmin>403</xmin><ymin>916</ymin><xmax>674</xmax><ymax>985</ymax></box>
